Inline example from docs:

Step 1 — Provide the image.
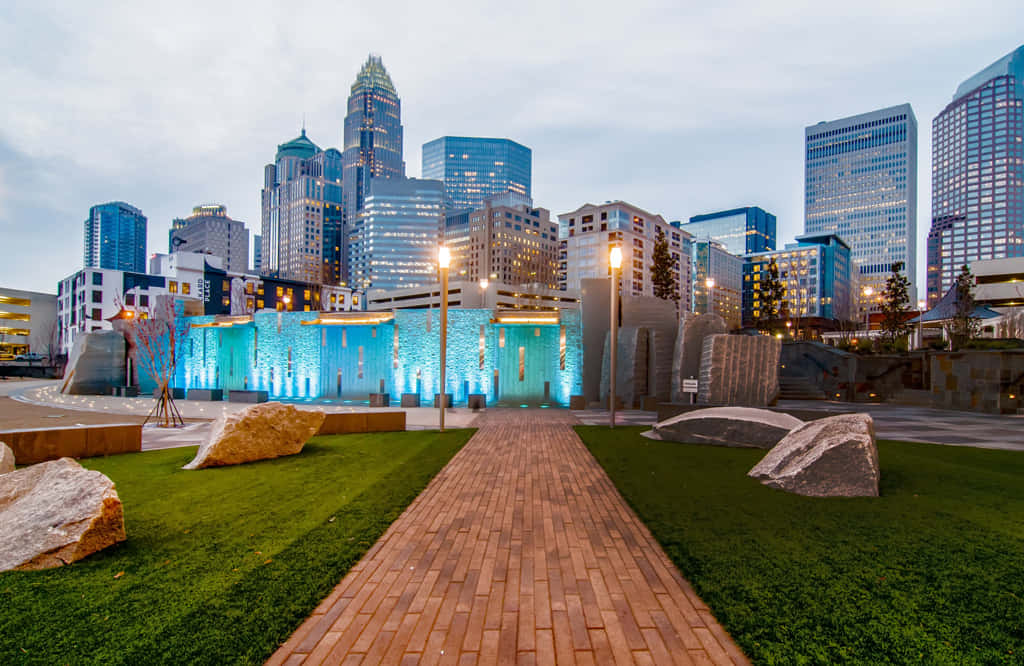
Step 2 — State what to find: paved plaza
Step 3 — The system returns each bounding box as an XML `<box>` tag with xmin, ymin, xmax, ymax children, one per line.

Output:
<box><xmin>269</xmin><ymin>409</ymin><xmax>747</xmax><ymax>665</ymax></box>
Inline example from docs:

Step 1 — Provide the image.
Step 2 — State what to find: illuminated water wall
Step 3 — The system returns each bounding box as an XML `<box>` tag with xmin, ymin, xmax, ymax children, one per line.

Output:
<box><xmin>179</xmin><ymin>309</ymin><xmax>582</xmax><ymax>405</ymax></box>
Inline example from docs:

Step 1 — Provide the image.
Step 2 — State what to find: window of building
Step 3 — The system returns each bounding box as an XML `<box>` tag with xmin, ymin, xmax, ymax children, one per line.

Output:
<box><xmin>169</xmin><ymin>281</ymin><xmax>178</xmax><ymax>294</ymax></box>
<box><xmin>92</xmin><ymin>308</ymin><xmax>102</xmax><ymax>321</ymax></box>
<box><xmin>92</xmin><ymin>273</ymin><xmax>103</xmax><ymax>286</ymax></box>
<box><xmin>92</xmin><ymin>290</ymin><xmax>102</xmax><ymax>303</ymax></box>
<box><xmin>182</xmin><ymin>282</ymin><xmax>190</xmax><ymax>295</ymax></box>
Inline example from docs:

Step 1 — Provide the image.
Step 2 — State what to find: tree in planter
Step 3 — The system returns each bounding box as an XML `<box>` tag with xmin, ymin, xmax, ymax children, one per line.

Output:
<box><xmin>756</xmin><ymin>258</ymin><xmax>786</xmax><ymax>332</ymax></box>
<box><xmin>650</xmin><ymin>229</ymin><xmax>679</xmax><ymax>306</ymax></box>
<box><xmin>118</xmin><ymin>295</ymin><xmax>189</xmax><ymax>427</ymax></box>
<box><xmin>949</xmin><ymin>264</ymin><xmax>981</xmax><ymax>350</ymax></box>
<box><xmin>880</xmin><ymin>261</ymin><xmax>912</xmax><ymax>348</ymax></box>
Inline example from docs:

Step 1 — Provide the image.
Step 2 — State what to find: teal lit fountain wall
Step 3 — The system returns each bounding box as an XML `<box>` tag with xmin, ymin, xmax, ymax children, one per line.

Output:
<box><xmin>179</xmin><ymin>309</ymin><xmax>582</xmax><ymax>405</ymax></box>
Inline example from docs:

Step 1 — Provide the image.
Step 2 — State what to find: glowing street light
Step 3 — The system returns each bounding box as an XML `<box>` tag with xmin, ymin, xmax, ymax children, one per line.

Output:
<box><xmin>705</xmin><ymin>277</ymin><xmax>715</xmax><ymax>316</ymax></box>
<box><xmin>438</xmin><ymin>246</ymin><xmax>450</xmax><ymax>432</ymax></box>
<box><xmin>917</xmin><ymin>299</ymin><xmax>927</xmax><ymax>349</ymax></box>
<box><xmin>862</xmin><ymin>286</ymin><xmax>874</xmax><ymax>332</ymax></box>
<box><xmin>609</xmin><ymin>246</ymin><xmax>622</xmax><ymax>429</ymax></box>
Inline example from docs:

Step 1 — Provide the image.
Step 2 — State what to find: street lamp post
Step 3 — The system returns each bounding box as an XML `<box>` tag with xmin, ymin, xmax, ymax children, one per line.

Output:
<box><xmin>862</xmin><ymin>287</ymin><xmax>874</xmax><ymax>335</ymax></box>
<box><xmin>438</xmin><ymin>246</ymin><xmax>450</xmax><ymax>433</ymax></box>
<box><xmin>917</xmin><ymin>299</ymin><xmax>926</xmax><ymax>350</ymax></box>
<box><xmin>609</xmin><ymin>246</ymin><xmax>622</xmax><ymax>428</ymax></box>
<box><xmin>705</xmin><ymin>277</ymin><xmax>715</xmax><ymax>317</ymax></box>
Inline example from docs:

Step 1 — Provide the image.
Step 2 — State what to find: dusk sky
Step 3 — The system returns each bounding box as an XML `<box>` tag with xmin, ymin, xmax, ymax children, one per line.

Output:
<box><xmin>1</xmin><ymin>1</ymin><xmax>1021</xmax><ymax>294</ymax></box>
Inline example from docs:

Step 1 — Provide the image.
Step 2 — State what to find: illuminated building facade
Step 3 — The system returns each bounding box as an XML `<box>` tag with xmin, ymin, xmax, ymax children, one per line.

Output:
<box><xmin>348</xmin><ymin>177</ymin><xmax>445</xmax><ymax>292</ymax></box>
<box><xmin>260</xmin><ymin>129</ymin><xmax>345</xmax><ymax>284</ymax></box>
<box><xmin>0</xmin><ymin>287</ymin><xmax>56</xmax><ymax>358</ymax></box>
<box><xmin>422</xmin><ymin>137</ymin><xmax>531</xmax><ymax>210</ymax></box>
<box><xmin>83</xmin><ymin>201</ymin><xmax>148</xmax><ymax>273</ymax></box>
<box><xmin>682</xmin><ymin>206</ymin><xmax>776</xmax><ymax>255</ymax></box>
<box><xmin>169</xmin><ymin>204</ymin><xmax>249</xmax><ymax>272</ymax></box>
<box><xmin>927</xmin><ymin>45</ymin><xmax>1024</xmax><ymax>306</ymax></box>
<box><xmin>805</xmin><ymin>104</ymin><xmax>917</xmax><ymax>311</ymax></box>
<box><xmin>444</xmin><ymin>195</ymin><xmax>559</xmax><ymax>288</ymax></box>
<box><xmin>558</xmin><ymin>201</ymin><xmax>693</xmax><ymax>309</ymax></box>
<box><xmin>692</xmin><ymin>239</ymin><xmax>743</xmax><ymax>329</ymax></box>
<box><xmin>342</xmin><ymin>55</ymin><xmax>404</xmax><ymax>233</ymax></box>
<box><xmin>743</xmin><ymin>233</ymin><xmax>852</xmax><ymax>326</ymax></box>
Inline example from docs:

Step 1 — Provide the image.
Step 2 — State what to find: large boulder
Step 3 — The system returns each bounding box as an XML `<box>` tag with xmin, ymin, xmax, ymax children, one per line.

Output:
<box><xmin>650</xmin><ymin>407</ymin><xmax>803</xmax><ymax>449</ymax></box>
<box><xmin>698</xmin><ymin>334</ymin><xmax>781</xmax><ymax>406</ymax></box>
<box><xmin>61</xmin><ymin>330</ymin><xmax>127</xmax><ymax>395</ymax></box>
<box><xmin>184</xmin><ymin>402</ymin><xmax>325</xmax><ymax>469</ymax></box>
<box><xmin>0</xmin><ymin>442</ymin><xmax>13</xmax><ymax>475</ymax></box>
<box><xmin>748</xmin><ymin>413</ymin><xmax>879</xmax><ymax>497</ymax></box>
<box><xmin>671</xmin><ymin>313</ymin><xmax>727</xmax><ymax>403</ymax></box>
<box><xmin>600</xmin><ymin>327</ymin><xmax>649</xmax><ymax>409</ymax></box>
<box><xmin>0</xmin><ymin>458</ymin><xmax>126</xmax><ymax>571</ymax></box>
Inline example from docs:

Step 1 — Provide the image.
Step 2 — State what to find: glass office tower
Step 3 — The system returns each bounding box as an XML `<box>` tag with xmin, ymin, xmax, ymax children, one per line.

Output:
<box><xmin>927</xmin><ymin>45</ymin><xmax>1024</xmax><ymax>306</ymax></box>
<box><xmin>421</xmin><ymin>136</ymin><xmax>531</xmax><ymax>210</ymax></box>
<box><xmin>682</xmin><ymin>206</ymin><xmax>776</xmax><ymax>255</ymax></box>
<box><xmin>805</xmin><ymin>104</ymin><xmax>917</xmax><ymax>310</ymax></box>
<box><xmin>348</xmin><ymin>178</ymin><xmax>445</xmax><ymax>292</ymax></box>
<box><xmin>342</xmin><ymin>54</ymin><xmax>404</xmax><ymax>224</ymax></box>
<box><xmin>83</xmin><ymin>202</ymin><xmax>148</xmax><ymax>273</ymax></box>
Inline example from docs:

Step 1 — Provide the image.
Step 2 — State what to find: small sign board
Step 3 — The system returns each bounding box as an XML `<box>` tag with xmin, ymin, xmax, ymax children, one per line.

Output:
<box><xmin>682</xmin><ymin>379</ymin><xmax>698</xmax><ymax>394</ymax></box>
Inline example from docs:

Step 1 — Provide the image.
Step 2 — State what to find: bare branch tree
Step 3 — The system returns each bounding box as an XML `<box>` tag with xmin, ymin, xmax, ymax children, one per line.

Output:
<box><xmin>117</xmin><ymin>294</ymin><xmax>189</xmax><ymax>427</ymax></box>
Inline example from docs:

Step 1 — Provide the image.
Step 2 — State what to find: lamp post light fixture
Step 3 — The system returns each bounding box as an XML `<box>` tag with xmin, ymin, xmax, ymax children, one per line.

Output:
<box><xmin>862</xmin><ymin>286</ymin><xmax>874</xmax><ymax>333</ymax></box>
<box><xmin>705</xmin><ymin>277</ymin><xmax>715</xmax><ymax>316</ymax></box>
<box><xmin>609</xmin><ymin>246</ymin><xmax>622</xmax><ymax>428</ymax></box>
<box><xmin>917</xmin><ymin>299</ymin><xmax>927</xmax><ymax>349</ymax></box>
<box><xmin>438</xmin><ymin>246</ymin><xmax>451</xmax><ymax>433</ymax></box>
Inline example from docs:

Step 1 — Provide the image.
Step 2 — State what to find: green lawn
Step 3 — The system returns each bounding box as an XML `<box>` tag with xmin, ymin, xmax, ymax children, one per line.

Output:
<box><xmin>576</xmin><ymin>426</ymin><xmax>1024</xmax><ymax>665</ymax></box>
<box><xmin>0</xmin><ymin>429</ymin><xmax>473</xmax><ymax>665</ymax></box>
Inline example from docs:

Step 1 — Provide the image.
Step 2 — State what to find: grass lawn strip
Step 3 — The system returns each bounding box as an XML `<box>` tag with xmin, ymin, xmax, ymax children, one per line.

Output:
<box><xmin>575</xmin><ymin>425</ymin><xmax>1024</xmax><ymax>665</ymax></box>
<box><xmin>0</xmin><ymin>429</ymin><xmax>473</xmax><ymax>665</ymax></box>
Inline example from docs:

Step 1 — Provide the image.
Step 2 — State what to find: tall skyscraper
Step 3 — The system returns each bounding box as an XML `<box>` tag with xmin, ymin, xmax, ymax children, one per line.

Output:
<box><xmin>805</xmin><ymin>104</ymin><xmax>917</xmax><ymax>310</ymax></box>
<box><xmin>422</xmin><ymin>137</ymin><xmax>531</xmax><ymax>210</ymax></box>
<box><xmin>169</xmin><ymin>204</ymin><xmax>249</xmax><ymax>272</ymax></box>
<box><xmin>252</xmin><ymin>235</ymin><xmax>262</xmax><ymax>273</ymax></box>
<box><xmin>348</xmin><ymin>178</ymin><xmax>445</xmax><ymax>292</ymax></box>
<box><xmin>83</xmin><ymin>201</ymin><xmax>147</xmax><ymax>273</ymax></box>
<box><xmin>444</xmin><ymin>194</ymin><xmax>559</xmax><ymax>288</ymax></box>
<box><xmin>260</xmin><ymin>129</ymin><xmax>344</xmax><ymax>284</ymax></box>
<box><xmin>558</xmin><ymin>201</ymin><xmax>693</xmax><ymax>309</ymax></box>
<box><xmin>927</xmin><ymin>45</ymin><xmax>1024</xmax><ymax>306</ymax></box>
<box><xmin>682</xmin><ymin>206</ymin><xmax>776</xmax><ymax>256</ymax></box>
<box><xmin>342</xmin><ymin>55</ymin><xmax>404</xmax><ymax>227</ymax></box>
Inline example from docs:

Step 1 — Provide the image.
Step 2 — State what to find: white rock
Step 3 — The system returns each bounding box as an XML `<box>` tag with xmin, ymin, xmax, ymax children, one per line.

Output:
<box><xmin>748</xmin><ymin>413</ymin><xmax>879</xmax><ymax>497</ymax></box>
<box><xmin>0</xmin><ymin>441</ymin><xmax>13</xmax><ymax>475</ymax></box>
<box><xmin>184</xmin><ymin>402</ymin><xmax>326</xmax><ymax>469</ymax></box>
<box><xmin>0</xmin><ymin>458</ymin><xmax>126</xmax><ymax>571</ymax></box>
<box><xmin>652</xmin><ymin>407</ymin><xmax>803</xmax><ymax>449</ymax></box>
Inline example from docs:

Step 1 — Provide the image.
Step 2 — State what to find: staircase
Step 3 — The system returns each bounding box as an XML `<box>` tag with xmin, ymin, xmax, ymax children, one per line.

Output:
<box><xmin>778</xmin><ymin>375</ymin><xmax>827</xmax><ymax>400</ymax></box>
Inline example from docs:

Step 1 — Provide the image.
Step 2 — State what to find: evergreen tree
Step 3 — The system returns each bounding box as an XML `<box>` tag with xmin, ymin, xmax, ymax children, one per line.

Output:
<box><xmin>757</xmin><ymin>258</ymin><xmax>786</xmax><ymax>330</ymax></box>
<box><xmin>950</xmin><ymin>264</ymin><xmax>980</xmax><ymax>349</ymax></box>
<box><xmin>880</xmin><ymin>261</ymin><xmax>912</xmax><ymax>346</ymax></box>
<box><xmin>650</xmin><ymin>229</ymin><xmax>678</xmax><ymax>305</ymax></box>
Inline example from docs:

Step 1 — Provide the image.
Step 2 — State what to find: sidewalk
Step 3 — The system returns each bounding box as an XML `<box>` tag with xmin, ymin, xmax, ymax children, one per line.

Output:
<box><xmin>269</xmin><ymin>408</ymin><xmax>748</xmax><ymax>665</ymax></box>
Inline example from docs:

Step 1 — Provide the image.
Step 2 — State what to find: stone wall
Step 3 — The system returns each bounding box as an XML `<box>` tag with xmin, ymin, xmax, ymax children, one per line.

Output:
<box><xmin>671</xmin><ymin>313</ymin><xmax>726</xmax><ymax>403</ymax></box>
<box><xmin>930</xmin><ymin>350</ymin><xmax>1024</xmax><ymax>414</ymax></box>
<box><xmin>697</xmin><ymin>334</ymin><xmax>780</xmax><ymax>406</ymax></box>
<box><xmin>600</xmin><ymin>327</ymin><xmax>649</xmax><ymax>408</ymax></box>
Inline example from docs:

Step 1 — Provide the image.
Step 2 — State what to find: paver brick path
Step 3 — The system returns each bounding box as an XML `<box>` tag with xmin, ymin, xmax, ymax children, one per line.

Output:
<box><xmin>269</xmin><ymin>409</ymin><xmax>748</xmax><ymax>665</ymax></box>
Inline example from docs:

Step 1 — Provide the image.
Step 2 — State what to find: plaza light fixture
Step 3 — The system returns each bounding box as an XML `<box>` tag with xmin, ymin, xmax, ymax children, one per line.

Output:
<box><xmin>609</xmin><ymin>246</ymin><xmax>622</xmax><ymax>428</ymax></box>
<box><xmin>438</xmin><ymin>246</ymin><xmax>450</xmax><ymax>432</ymax></box>
<box><xmin>862</xmin><ymin>286</ymin><xmax>874</xmax><ymax>331</ymax></box>
<box><xmin>917</xmin><ymin>299</ymin><xmax>927</xmax><ymax>349</ymax></box>
<box><xmin>705</xmin><ymin>277</ymin><xmax>715</xmax><ymax>316</ymax></box>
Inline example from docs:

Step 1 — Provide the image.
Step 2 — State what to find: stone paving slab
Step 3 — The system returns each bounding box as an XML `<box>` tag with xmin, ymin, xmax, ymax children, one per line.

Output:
<box><xmin>268</xmin><ymin>409</ymin><xmax>748</xmax><ymax>665</ymax></box>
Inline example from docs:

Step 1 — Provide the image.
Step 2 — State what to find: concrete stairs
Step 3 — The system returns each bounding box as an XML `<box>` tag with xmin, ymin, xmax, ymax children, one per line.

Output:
<box><xmin>778</xmin><ymin>375</ymin><xmax>827</xmax><ymax>400</ymax></box>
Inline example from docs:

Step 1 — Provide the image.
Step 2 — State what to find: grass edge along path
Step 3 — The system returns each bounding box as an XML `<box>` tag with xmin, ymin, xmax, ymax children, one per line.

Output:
<box><xmin>0</xmin><ymin>429</ymin><xmax>474</xmax><ymax>665</ymax></box>
<box><xmin>575</xmin><ymin>425</ymin><xmax>1024</xmax><ymax>665</ymax></box>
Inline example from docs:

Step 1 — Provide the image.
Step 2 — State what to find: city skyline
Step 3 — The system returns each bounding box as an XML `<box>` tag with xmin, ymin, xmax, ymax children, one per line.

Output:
<box><xmin>0</xmin><ymin>2</ymin><xmax>1021</xmax><ymax>294</ymax></box>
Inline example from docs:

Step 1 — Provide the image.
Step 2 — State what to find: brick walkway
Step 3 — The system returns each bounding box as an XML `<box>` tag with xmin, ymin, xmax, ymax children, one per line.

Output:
<box><xmin>269</xmin><ymin>409</ymin><xmax>749</xmax><ymax>665</ymax></box>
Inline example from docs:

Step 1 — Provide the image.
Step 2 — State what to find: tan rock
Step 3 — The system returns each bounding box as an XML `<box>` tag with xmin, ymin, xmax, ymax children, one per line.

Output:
<box><xmin>0</xmin><ymin>441</ymin><xmax>13</xmax><ymax>475</ymax></box>
<box><xmin>748</xmin><ymin>413</ymin><xmax>879</xmax><ymax>497</ymax></box>
<box><xmin>0</xmin><ymin>458</ymin><xmax>126</xmax><ymax>571</ymax></box>
<box><xmin>184</xmin><ymin>402</ymin><xmax>325</xmax><ymax>469</ymax></box>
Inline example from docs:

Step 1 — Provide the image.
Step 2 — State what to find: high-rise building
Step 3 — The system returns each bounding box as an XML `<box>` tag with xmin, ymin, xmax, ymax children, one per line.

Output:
<box><xmin>252</xmin><ymin>234</ymin><xmax>262</xmax><ymax>273</ymax></box>
<box><xmin>682</xmin><ymin>206</ymin><xmax>776</xmax><ymax>256</ymax></box>
<box><xmin>927</xmin><ymin>45</ymin><xmax>1024</xmax><ymax>306</ymax></box>
<box><xmin>558</xmin><ymin>201</ymin><xmax>693</xmax><ymax>309</ymax></box>
<box><xmin>83</xmin><ymin>202</ymin><xmax>147</xmax><ymax>273</ymax></box>
<box><xmin>692</xmin><ymin>239</ymin><xmax>744</xmax><ymax>329</ymax></box>
<box><xmin>260</xmin><ymin>129</ymin><xmax>345</xmax><ymax>284</ymax></box>
<box><xmin>444</xmin><ymin>194</ymin><xmax>559</xmax><ymax>288</ymax></box>
<box><xmin>342</xmin><ymin>55</ymin><xmax>404</xmax><ymax>232</ymax></box>
<box><xmin>743</xmin><ymin>233</ymin><xmax>853</xmax><ymax>327</ymax></box>
<box><xmin>805</xmin><ymin>104</ymin><xmax>917</xmax><ymax>311</ymax></box>
<box><xmin>349</xmin><ymin>178</ymin><xmax>445</xmax><ymax>292</ymax></box>
<box><xmin>169</xmin><ymin>204</ymin><xmax>249</xmax><ymax>272</ymax></box>
<box><xmin>422</xmin><ymin>137</ymin><xmax>531</xmax><ymax>210</ymax></box>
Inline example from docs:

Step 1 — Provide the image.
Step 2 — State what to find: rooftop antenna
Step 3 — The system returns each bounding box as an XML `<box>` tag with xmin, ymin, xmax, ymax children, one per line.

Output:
<box><xmin>301</xmin><ymin>112</ymin><xmax>306</xmax><ymax>135</ymax></box>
